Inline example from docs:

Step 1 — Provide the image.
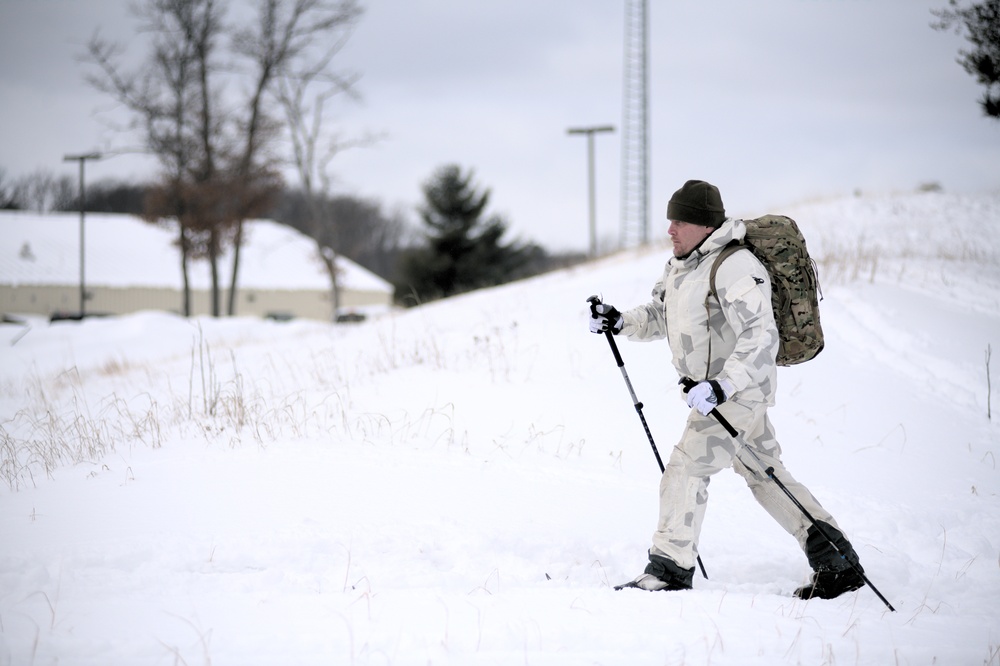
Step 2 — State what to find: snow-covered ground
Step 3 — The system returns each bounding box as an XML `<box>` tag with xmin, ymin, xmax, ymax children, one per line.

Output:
<box><xmin>1</xmin><ymin>190</ymin><xmax>998</xmax><ymax>665</ymax></box>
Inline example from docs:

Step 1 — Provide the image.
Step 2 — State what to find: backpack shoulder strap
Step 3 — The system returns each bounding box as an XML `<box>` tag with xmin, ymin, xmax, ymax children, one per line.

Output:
<box><xmin>707</xmin><ymin>240</ymin><xmax>747</xmax><ymax>301</ymax></box>
<box><xmin>702</xmin><ymin>239</ymin><xmax>748</xmax><ymax>381</ymax></box>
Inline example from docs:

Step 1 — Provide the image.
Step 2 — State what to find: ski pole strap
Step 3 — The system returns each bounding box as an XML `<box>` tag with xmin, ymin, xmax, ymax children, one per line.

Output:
<box><xmin>708</xmin><ymin>380</ymin><xmax>727</xmax><ymax>406</ymax></box>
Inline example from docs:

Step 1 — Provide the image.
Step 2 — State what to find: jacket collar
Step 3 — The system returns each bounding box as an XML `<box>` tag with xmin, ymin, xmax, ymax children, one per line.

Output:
<box><xmin>671</xmin><ymin>218</ymin><xmax>745</xmax><ymax>268</ymax></box>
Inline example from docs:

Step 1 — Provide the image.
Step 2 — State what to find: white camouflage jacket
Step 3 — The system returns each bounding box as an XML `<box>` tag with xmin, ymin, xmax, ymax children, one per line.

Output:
<box><xmin>619</xmin><ymin>218</ymin><xmax>780</xmax><ymax>406</ymax></box>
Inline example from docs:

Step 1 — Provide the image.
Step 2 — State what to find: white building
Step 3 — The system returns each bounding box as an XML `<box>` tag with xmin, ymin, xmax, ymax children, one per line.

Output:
<box><xmin>0</xmin><ymin>211</ymin><xmax>394</xmax><ymax>321</ymax></box>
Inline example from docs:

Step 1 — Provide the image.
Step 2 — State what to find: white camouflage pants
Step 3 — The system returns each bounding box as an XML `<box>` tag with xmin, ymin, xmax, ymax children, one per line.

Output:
<box><xmin>650</xmin><ymin>399</ymin><xmax>842</xmax><ymax>571</ymax></box>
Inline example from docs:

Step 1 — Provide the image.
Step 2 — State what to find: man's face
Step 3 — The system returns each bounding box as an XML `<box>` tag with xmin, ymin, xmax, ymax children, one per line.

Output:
<box><xmin>668</xmin><ymin>219</ymin><xmax>713</xmax><ymax>258</ymax></box>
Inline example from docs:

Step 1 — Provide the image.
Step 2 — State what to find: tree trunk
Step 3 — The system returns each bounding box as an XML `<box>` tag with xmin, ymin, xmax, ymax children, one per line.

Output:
<box><xmin>180</xmin><ymin>227</ymin><xmax>192</xmax><ymax>317</ymax></box>
<box><xmin>227</xmin><ymin>219</ymin><xmax>243</xmax><ymax>315</ymax></box>
<box><xmin>321</xmin><ymin>247</ymin><xmax>341</xmax><ymax>322</ymax></box>
<box><xmin>210</xmin><ymin>228</ymin><xmax>221</xmax><ymax>316</ymax></box>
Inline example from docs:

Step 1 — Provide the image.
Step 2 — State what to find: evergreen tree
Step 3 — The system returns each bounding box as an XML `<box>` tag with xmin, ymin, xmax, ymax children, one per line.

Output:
<box><xmin>934</xmin><ymin>0</ymin><xmax>1000</xmax><ymax>119</ymax></box>
<box><xmin>399</xmin><ymin>164</ymin><xmax>538</xmax><ymax>304</ymax></box>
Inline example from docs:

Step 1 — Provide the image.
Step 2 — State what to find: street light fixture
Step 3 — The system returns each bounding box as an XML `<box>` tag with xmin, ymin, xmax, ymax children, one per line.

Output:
<box><xmin>567</xmin><ymin>125</ymin><xmax>615</xmax><ymax>257</ymax></box>
<box><xmin>63</xmin><ymin>152</ymin><xmax>104</xmax><ymax>317</ymax></box>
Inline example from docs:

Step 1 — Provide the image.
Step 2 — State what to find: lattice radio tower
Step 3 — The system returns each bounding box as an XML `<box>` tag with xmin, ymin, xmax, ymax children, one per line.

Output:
<box><xmin>620</xmin><ymin>0</ymin><xmax>649</xmax><ymax>247</ymax></box>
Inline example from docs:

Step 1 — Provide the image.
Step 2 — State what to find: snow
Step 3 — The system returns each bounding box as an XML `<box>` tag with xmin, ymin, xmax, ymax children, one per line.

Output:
<box><xmin>0</xmin><ymin>212</ymin><xmax>393</xmax><ymax>293</ymax></box>
<box><xmin>1</xmin><ymin>190</ymin><xmax>999</xmax><ymax>665</ymax></box>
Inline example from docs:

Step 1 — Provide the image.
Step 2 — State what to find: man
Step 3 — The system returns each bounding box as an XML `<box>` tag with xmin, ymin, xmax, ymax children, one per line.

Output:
<box><xmin>590</xmin><ymin>179</ymin><xmax>865</xmax><ymax>600</ymax></box>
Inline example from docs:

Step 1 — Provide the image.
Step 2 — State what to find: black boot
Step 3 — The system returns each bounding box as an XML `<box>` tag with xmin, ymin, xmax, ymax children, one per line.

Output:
<box><xmin>804</xmin><ymin>521</ymin><xmax>863</xmax><ymax>573</ymax></box>
<box><xmin>615</xmin><ymin>553</ymin><xmax>694</xmax><ymax>591</ymax></box>
<box><xmin>795</xmin><ymin>522</ymin><xmax>865</xmax><ymax>600</ymax></box>
<box><xmin>794</xmin><ymin>568</ymin><xmax>865</xmax><ymax>600</ymax></box>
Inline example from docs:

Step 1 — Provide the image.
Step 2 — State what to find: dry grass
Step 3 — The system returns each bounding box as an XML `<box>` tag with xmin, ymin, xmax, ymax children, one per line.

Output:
<box><xmin>5</xmin><ymin>228</ymin><xmax>993</xmax><ymax>492</ymax></box>
<box><xmin>0</xmin><ymin>319</ymin><xmax>482</xmax><ymax>490</ymax></box>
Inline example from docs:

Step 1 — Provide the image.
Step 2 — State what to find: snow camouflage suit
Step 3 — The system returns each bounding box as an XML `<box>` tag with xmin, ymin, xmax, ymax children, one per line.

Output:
<box><xmin>619</xmin><ymin>217</ymin><xmax>856</xmax><ymax>575</ymax></box>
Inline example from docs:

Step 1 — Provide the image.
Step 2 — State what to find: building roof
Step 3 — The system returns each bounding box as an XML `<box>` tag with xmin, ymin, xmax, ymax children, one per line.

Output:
<box><xmin>0</xmin><ymin>211</ymin><xmax>393</xmax><ymax>294</ymax></box>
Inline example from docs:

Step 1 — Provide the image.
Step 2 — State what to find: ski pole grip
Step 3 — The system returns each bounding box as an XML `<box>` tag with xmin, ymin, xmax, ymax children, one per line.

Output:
<box><xmin>587</xmin><ymin>295</ymin><xmax>626</xmax><ymax>367</ymax></box>
<box><xmin>586</xmin><ymin>294</ymin><xmax>603</xmax><ymax>318</ymax></box>
<box><xmin>679</xmin><ymin>378</ymin><xmax>739</xmax><ymax>437</ymax></box>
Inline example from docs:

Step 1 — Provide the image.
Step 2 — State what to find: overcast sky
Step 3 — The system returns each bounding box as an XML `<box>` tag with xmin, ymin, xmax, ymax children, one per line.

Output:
<box><xmin>1</xmin><ymin>0</ymin><xmax>996</xmax><ymax>252</ymax></box>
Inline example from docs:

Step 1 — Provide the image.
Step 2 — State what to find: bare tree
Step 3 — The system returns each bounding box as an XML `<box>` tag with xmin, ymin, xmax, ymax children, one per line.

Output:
<box><xmin>270</xmin><ymin>0</ymin><xmax>367</xmax><ymax>320</ymax></box>
<box><xmin>324</xmin><ymin>195</ymin><xmax>408</xmax><ymax>280</ymax></box>
<box><xmin>223</xmin><ymin>0</ymin><xmax>364</xmax><ymax>316</ymax></box>
<box><xmin>3</xmin><ymin>169</ymin><xmax>77</xmax><ymax>212</ymax></box>
<box><xmin>268</xmin><ymin>188</ymin><xmax>411</xmax><ymax>282</ymax></box>
<box><xmin>0</xmin><ymin>169</ymin><xmax>16</xmax><ymax>210</ymax></box>
<box><xmin>85</xmin><ymin>0</ymin><xmax>230</xmax><ymax>314</ymax></box>
<box><xmin>84</xmin><ymin>0</ymin><xmax>364</xmax><ymax>317</ymax></box>
<box><xmin>18</xmin><ymin>170</ymin><xmax>47</xmax><ymax>212</ymax></box>
<box><xmin>51</xmin><ymin>174</ymin><xmax>80</xmax><ymax>212</ymax></box>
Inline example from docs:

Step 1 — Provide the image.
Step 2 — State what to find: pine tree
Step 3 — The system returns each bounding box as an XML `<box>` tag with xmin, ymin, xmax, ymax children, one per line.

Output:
<box><xmin>933</xmin><ymin>0</ymin><xmax>1000</xmax><ymax>119</ymax></box>
<box><xmin>399</xmin><ymin>164</ymin><xmax>537</xmax><ymax>304</ymax></box>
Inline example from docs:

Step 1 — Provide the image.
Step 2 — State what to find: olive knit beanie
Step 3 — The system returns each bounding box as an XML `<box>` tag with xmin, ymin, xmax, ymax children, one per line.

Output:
<box><xmin>666</xmin><ymin>180</ymin><xmax>726</xmax><ymax>228</ymax></box>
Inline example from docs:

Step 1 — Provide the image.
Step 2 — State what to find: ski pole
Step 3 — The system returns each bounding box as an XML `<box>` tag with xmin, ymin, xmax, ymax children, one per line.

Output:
<box><xmin>679</xmin><ymin>378</ymin><xmax>896</xmax><ymax>612</ymax></box>
<box><xmin>588</xmin><ymin>295</ymin><xmax>709</xmax><ymax>581</ymax></box>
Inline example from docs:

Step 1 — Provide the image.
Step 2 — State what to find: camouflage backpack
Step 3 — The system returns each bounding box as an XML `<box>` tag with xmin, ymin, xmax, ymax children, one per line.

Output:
<box><xmin>708</xmin><ymin>214</ymin><xmax>824</xmax><ymax>366</ymax></box>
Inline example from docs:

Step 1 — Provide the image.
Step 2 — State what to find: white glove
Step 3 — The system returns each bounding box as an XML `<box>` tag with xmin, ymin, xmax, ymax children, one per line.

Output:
<box><xmin>686</xmin><ymin>379</ymin><xmax>735</xmax><ymax>416</ymax></box>
<box><xmin>589</xmin><ymin>303</ymin><xmax>623</xmax><ymax>334</ymax></box>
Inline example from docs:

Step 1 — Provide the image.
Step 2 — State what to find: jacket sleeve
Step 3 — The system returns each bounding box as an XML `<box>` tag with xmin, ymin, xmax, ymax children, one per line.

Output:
<box><xmin>619</xmin><ymin>281</ymin><xmax>668</xmax><ymax>341</ymax></box>
<box><xmin>713</xmin><ymin>252</ymin><xmax>780</xmax><ymax>395</ymax></box>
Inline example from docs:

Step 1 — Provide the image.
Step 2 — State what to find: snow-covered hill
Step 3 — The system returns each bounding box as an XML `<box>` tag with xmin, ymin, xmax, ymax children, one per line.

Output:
<box><xmin>1</xmin><ymin>190</ymin><xmax>998</xmax><ymax>665</ymax></box>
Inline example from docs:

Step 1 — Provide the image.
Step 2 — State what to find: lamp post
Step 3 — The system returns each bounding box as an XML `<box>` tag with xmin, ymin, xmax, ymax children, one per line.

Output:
<box><xmin>63</xmin><ymin>152</ymin><xmax>103</xmax><ymax>316</ymax></box>
<box><xmin>567</xmin><ymin>125</ymin><xmax>614</xmax><ymax>257</ymax></box>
